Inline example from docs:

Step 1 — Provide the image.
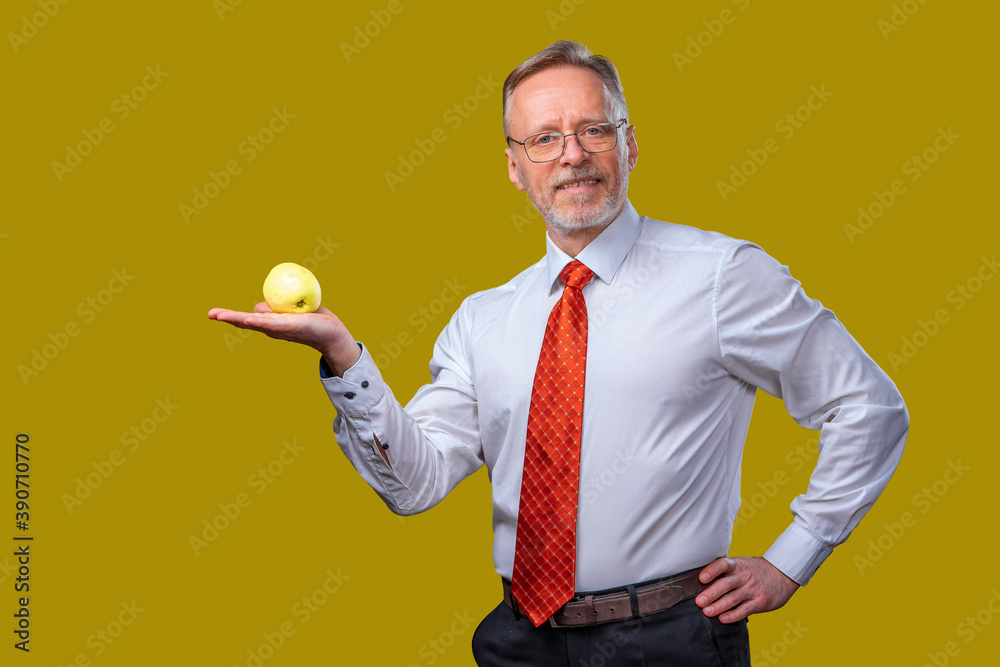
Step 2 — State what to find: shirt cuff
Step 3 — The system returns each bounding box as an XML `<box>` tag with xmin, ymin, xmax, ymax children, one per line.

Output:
<box><xmin>318</xmin><ymin>343</ymin><xmax>384</xmax><ymax>415</ymax></box>
<box><xmin>318</xmin><ymin>342</ymin><xmax>364</xmax><ymax>379</ymax></box>
<box><xmin>763</xmin><ymin>521</ymin><xmax>834</xmax><ymax>586</ymax></box>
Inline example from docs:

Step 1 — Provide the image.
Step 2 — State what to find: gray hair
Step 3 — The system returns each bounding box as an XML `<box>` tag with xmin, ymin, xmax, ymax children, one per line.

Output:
<box><xmin>502</xmin><ymin>40</ymin><xmax>629</xmax><ymax>137</ymax></box>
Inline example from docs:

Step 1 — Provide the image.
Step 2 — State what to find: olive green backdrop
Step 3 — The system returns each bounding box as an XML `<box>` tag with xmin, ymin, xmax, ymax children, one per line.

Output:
<box><xmin>3</xmin><ymin>1</ymin><xmax>997</xmax><ymax>665</ymax></box>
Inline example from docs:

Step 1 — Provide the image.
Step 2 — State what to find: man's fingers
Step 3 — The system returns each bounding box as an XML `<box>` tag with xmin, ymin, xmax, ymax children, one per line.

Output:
<box><xmin>701</xmin><ymin>586</ymin><xmax>750</xmax><ymax>617</ymax></box>
<box><xmin>208</xmin><ymin>302</ymin><xmax>346</xmax><ymax>353</ymax></box>
<box><xmin>697</xmin><ymin>557</ymin><xmax>750</xmax><ymax>609</ymax></box>
<box><xmin>699</xmin><ymin>556</ymin><xmax>736</xmax><ymax>584</ymax></box>
<box><xmin>208</xmin><ymin>308</ymin><xmax>254</xmax><ymax>324</ymax></box>
<box><xmin>718</xmin><ymin>600</ymin><xmax>757</xmax><ymax>624</ymax></box>
<box><xmin>697</xmin><ymin>577</ymin><xmax>738</xmax><ymax>609</ymax></box>
<box><xmin>698</xmin><ymin>556</ymin><xmax>801</xmax><ymax>623</ymax></box>
<box><xmin>243</xmin><ymin>313</ymin><xmax>298</xmax><ymax>332</ymax></box>
<box><xmin>209</xmin><ymin>307</ymin><xmax>291</xmax><ymax>335</ymax></box>
<box><xmin>208</xmin><ymin>307</ymin><xmax>239</xmax><ymax>320</ymax></box>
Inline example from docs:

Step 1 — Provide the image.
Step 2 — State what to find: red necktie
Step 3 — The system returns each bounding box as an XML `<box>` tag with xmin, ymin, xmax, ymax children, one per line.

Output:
<box><xmin>511</xmin><ymin>260</ymin><xmax>595</xmax><ymax>627</ymax></box>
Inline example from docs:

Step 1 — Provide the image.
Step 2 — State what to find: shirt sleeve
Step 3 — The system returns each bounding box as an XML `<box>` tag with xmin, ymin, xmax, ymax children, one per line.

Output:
<box><xmin>715</xmin><ymin>242</ymin><xmax>909</xmax><ymax>585</ymax></box>
<box><xmin>319</xmin><ymin>301</ymin><xmax>485</xmax><ymax>515</ymax></box>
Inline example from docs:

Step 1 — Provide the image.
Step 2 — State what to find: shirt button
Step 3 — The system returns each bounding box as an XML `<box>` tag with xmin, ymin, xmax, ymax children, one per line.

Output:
<box><xmin>361</xmin><ymin>381</ymin><xmax>370</xmax><ymax>388</ymax></box>
<box><xmin>344</xmin><ymin>392</ymin><xmax>356</xmax><ymax>399</ymax></box>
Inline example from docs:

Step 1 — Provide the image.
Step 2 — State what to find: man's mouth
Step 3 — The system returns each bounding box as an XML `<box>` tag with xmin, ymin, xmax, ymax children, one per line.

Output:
<box><xmin>556</xmin><ymin>179</ymin><xmax>599</xmax><ymax>190</ymax></box>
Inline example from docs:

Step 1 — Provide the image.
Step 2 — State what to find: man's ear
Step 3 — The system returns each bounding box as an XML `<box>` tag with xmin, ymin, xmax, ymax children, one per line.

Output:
<box><xmin>506</xmin><ymin>147</ymin><xmax>526</xmax><ymax>191</ymax></box>
<box><xmin>626</xmin><ymin>126</ymin><xmax>638</xmax><ymax>172</ymax></box>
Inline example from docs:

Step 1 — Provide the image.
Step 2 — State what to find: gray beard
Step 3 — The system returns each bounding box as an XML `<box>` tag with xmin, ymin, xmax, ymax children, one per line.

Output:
<box><xmin>519</xmin><ymin>151</ymin><xmax>630</xmax><ymax>238</ymax></box>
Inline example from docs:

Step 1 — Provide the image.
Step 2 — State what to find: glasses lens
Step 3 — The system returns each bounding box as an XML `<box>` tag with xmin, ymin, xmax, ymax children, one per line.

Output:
<box><xmin>524</xmin><ymin>133</ymin><xmax>564</xmax><ymax>162</ymax></box>
<box><xmin>577</xmin><ymin>123</ymin><xmax>619</xmax><ymax>153</ymax></box>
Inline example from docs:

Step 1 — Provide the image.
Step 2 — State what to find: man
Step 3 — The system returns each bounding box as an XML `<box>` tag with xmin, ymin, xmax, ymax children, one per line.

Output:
<box><xmin>210</xmin><ymin>40</ymin><xmax>908</xmax><ymax>665</ymax></box>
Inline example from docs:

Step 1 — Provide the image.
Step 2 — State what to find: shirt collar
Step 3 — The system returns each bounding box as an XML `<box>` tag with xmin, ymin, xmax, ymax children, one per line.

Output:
<box><xmin>543</xmin><ymin>200</ymin><xmax>642</xmax><ymax>295</ymax></box>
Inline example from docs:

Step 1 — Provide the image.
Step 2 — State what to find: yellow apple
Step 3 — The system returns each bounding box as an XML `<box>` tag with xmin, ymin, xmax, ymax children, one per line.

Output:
<box><xmin>262</xmin><ymin>262</ymin><xmax>322</xmax><ymax>313</ymax></box>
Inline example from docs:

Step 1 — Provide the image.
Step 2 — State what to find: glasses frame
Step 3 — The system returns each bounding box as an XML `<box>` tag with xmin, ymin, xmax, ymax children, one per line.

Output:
<box><xmin>507</xmin><ymin>119</ymin><xmax>628</xmax><ymax>163</ymax></box>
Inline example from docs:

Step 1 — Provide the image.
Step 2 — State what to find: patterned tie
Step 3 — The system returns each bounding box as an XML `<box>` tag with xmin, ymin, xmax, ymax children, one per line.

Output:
<box><xmin>511</xmin><ymin>260</ymin><xmax>595</xmax><ymax>627</ymax></box>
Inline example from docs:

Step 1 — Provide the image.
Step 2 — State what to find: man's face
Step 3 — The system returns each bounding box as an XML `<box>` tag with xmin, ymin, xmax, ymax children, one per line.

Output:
<box><xmin>505</xmin><ymin>66</ymin><xmax>638</xmax><ymax>237</ymax></box>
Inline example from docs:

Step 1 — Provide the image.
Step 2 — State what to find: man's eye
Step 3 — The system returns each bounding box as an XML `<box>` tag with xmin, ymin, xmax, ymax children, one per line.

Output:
<box><xmin>535</xmin><ymin>135</ymin><xmax>556</xmax><ymax>145</ymax></box>
<box><xmin>585</xmin><ymin>126</ymin><xmax>608</xmax><ymax>137</ymax></box>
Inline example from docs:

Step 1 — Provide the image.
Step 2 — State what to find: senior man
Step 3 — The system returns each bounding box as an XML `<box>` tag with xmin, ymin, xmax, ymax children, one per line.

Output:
<box><xmin>210</xmin><ymin>40</ymin><xmax>908</xmax><ymax>665</ymax></box>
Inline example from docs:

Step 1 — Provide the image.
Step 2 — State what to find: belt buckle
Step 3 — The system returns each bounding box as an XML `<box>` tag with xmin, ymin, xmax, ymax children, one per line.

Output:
<box><xmin>548</xmin><ymin>594</ymin><xmax>596</xmax><ymax>628</ymax></box>
<box><xmin>548</xmin><ymin>614</ymin><xmax>570</xmax><ymax>628</ymax></box>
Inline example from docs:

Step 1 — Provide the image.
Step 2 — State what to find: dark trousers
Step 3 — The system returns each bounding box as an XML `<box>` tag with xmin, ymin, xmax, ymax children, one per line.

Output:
<box><xmin>471</xmin><ymin>597</ymin><xmax>750</xmax><ymax>666</ymax></box>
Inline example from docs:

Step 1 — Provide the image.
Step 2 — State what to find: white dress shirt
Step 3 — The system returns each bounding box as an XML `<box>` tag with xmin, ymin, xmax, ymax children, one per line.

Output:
<box><xmin>320</xmin><ymin>200</ymin><xmax>908</xmax><ymax>590</ymax></box>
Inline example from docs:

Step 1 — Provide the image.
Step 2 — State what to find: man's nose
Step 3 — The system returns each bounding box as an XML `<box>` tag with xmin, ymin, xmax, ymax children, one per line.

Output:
<box><xmin>559</xmin><ymin>134</ymin><xmax>588</xmax><ymax>166</ymax></box>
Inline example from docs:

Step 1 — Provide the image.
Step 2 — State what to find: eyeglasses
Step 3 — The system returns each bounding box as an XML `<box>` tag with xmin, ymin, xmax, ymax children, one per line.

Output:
<box><xmin>507</xmin><ymin>119</ymin><xmax>627</xmax><ymax>163</ymax></box>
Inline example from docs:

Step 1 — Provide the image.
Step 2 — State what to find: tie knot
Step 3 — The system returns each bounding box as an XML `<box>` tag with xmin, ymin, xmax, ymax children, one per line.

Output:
<box><xmin>560</xmin><ymin>260</ymin><xmax>594</xmax><ymax>290</ymax></box>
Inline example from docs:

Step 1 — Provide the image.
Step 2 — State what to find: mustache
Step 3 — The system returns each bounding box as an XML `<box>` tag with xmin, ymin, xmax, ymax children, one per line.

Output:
<box><xmin>549</xmin><ymin>166</ymin><xmax>605</xmax><ymax>187</ymax></box>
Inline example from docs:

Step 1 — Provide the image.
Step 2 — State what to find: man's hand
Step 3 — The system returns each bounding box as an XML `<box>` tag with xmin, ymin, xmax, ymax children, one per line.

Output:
<box><xmin>695</xmin><ymin>556</ymin><xmax>800</xmax><ymax>623</ymax></box>
<box><xmin>208</xmin><ymin>303</ymin><xmax>361</xmax><ymax>376</ymax></box>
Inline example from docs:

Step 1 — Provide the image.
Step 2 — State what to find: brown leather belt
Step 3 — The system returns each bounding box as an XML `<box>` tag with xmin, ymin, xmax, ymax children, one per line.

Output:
<box><xmin>502</xmin><ymin>567</ymin><xmax>708</xmax><ymax>628</ymax></box>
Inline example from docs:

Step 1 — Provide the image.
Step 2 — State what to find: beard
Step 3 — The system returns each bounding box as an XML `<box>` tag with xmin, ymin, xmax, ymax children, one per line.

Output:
<box><xmin>518</xmin><ymin>148</ymin><xmax>631</xmax><ymax>237</ymax></box>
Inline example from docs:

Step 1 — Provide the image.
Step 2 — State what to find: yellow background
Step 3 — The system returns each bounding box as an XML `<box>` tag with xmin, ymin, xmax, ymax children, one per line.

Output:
<box><xmin>3</xmin><ymin>0</ymin><xmax>997</xmax><ymax>664</ymax></box>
